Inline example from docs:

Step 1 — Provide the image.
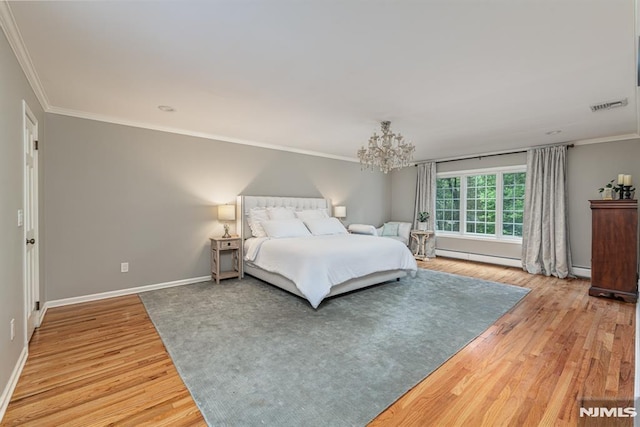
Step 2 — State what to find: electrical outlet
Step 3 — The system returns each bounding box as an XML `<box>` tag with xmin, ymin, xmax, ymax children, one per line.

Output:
<box><xmin>10</xmin><ymin>318</ymin><xmax>15</xmax><ymax>341</ymax></box>
<box><xmin>121</xmin><ymin>262</ymin><xmax>129</xmax><ymax>273</ymax></box>
<box><xmin>17</xmin><ymin>210</ymin><xmax>23</xmax><ymax>227</ymax></box>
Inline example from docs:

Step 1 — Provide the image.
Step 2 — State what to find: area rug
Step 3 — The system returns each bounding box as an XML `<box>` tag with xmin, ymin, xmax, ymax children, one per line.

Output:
<box><xmin>140</xmin><ymin>269</ymin><xmax>529</xmax><ymax>426</ymax></box>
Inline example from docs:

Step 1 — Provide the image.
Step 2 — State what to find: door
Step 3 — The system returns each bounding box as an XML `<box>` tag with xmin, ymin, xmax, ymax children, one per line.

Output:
<box><xmin>23</xmin><ymin>101</ymin><xmax>39</xmax><ymax>341</ymax></box>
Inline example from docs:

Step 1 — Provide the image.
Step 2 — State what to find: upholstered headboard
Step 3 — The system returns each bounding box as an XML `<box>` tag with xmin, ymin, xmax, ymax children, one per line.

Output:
<box><xmin>236</xmin><ymin>196</ymin><xmax>332</xmax><ymax>240</ymax></box>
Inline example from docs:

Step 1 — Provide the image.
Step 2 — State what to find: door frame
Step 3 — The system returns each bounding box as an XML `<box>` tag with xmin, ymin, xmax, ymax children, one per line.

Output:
<box><xmin>23</xmin><ymin>100</ymin><xmax>40</xmax><ymax>341</ymax></box>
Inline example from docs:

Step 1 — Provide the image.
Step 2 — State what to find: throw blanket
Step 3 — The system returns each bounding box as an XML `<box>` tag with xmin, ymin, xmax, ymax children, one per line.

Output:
<box><xmin>245</xmin><ymin>234</ymin><xmax>417</xmax><ymax>308</ymax></box>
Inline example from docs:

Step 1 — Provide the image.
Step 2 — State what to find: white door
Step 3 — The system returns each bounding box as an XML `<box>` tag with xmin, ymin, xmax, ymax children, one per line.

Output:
<box><xmin>23</xmin><ymin>101</ymin><xmax>39</xmax><ymax>341</ymax></box>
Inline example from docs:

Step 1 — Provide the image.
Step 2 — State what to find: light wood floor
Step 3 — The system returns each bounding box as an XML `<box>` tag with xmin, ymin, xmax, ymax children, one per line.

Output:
<box><xmin>1</xmin><ymin>258</ymin><xmax>635</xmax><ymax>426</ymax></box>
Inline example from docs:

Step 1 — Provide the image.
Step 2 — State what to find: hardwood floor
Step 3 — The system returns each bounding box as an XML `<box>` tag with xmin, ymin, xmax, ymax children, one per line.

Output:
<box><xmin>1</xmin><ymin>258</ymin><xmax>635</xmax><ymax>426</ymax></box>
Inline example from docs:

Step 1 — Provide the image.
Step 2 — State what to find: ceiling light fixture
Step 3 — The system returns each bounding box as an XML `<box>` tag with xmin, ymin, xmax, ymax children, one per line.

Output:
<box><xmin>158</xmin><ymin>105</ymin><xmax>175</xmax><ymax>112</ymax></box>
<box><xmin>358</xmin><ymin>121</ymin><xmax>415</xmax><ymax>174</ymax></box>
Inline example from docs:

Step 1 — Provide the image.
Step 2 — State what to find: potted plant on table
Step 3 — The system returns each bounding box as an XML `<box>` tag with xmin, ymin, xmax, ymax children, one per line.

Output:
<box><xmin>417</xmin><ymin>211</ymin><xmax>430</xmax><ymax>231</ymax></box>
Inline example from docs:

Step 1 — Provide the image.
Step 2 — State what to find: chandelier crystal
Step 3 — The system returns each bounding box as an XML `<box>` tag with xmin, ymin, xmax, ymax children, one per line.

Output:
<box><xmin>357</xmin><ymin>121</ymin><xmax>415</xmax><ymax>174</ymax></box>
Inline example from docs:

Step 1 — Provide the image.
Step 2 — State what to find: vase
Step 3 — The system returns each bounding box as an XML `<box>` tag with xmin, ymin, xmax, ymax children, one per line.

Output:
<box><xmin>601</xmin><ymin>188</ymin><xmax>613</xmax><ymax>200</ymax></box>
<box><xmin>417</xmin><ymin>222</ymin><xmax>427</xmax><ymax>231</ymax></box>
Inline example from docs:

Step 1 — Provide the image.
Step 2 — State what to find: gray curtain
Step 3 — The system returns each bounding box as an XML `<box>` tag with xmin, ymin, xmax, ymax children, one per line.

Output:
<box><xmin>521</xmin><ymin>145</ymin><xmax>572</xmax><ymax>278</ymax></box>
<box><xmin>413</xmin><ymin>162</ymin><xmax>437</xmax><ymax>258</ymax></box>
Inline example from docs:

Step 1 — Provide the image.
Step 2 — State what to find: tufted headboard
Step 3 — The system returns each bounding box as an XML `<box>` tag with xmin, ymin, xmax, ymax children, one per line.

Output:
<box><xmin>236</xmin><ymin>195</ymin><xmax>332</xmax><ymax>240</ymax></box>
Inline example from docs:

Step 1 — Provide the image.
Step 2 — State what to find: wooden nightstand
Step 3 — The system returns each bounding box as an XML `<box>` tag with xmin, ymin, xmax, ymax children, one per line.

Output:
<box><xmin>210</xmin><ymin>237</ymin><xmax>242</xmax><ymax>284</ymax></box>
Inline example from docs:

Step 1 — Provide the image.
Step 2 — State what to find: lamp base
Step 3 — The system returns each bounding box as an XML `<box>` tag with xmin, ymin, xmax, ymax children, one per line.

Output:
<box><xmin>222</xmin><ymin>224</ymin><xmax>231</xmax><ymax>239</ymax></box>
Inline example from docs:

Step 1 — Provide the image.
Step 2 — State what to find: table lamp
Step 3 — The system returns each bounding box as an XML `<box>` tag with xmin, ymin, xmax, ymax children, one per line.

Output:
<box><xmin>218</xmin><ymin>205</ymin><xmax>236</xmax><ymax>238</ymax></box>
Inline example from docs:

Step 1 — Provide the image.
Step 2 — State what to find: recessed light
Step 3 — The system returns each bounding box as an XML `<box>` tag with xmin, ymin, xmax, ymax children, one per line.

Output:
<box><xmin>545</xmin><ymin>130</ymin><xmax>562</xmax><ymax>135</ymax></box>
<box><xmin>158</xmin><ymin>105</ymin><xmax>175</xmax><ymax>112</ymax></box>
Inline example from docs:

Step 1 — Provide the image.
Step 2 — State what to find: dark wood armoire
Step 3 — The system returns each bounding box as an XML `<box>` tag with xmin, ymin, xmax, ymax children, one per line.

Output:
<box><xmin>589</xmin><ymin>199</ymin><xmax>638</xmax><ymax>302</ymax></box>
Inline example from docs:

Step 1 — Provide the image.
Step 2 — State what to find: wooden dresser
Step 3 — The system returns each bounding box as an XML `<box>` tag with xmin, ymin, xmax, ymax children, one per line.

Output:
<box><xmin>589</xmin><ymin>199</ymin><xmax>638</xmax><ymax>302</ymax></box>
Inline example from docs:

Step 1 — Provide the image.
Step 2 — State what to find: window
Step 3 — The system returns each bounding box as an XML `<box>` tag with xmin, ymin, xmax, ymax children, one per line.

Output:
<box><xmin>436</xmin><ymin>166</ymin><xmax>526</xmax><ymax>241</ymax></box>
<box><xmin>435</xmin><ymin>177</ymin><xmax>460</xmax><ymax>232</ymax></box>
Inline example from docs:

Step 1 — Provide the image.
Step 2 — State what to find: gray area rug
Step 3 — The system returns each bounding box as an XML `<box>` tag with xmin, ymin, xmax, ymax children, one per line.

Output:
<box><xmin>140</xmin><ymin>269</ymin><xmax>529</xmax><ymax>426</ymax></box>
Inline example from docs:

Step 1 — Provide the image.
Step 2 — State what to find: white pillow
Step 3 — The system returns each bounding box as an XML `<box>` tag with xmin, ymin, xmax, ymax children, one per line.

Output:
<box><xmin>304</xmin><ymin>218</ymin><xmax>348</xmax><ymax>236</ymax></box>
<box><xmin>266</xmin><ymin>206</ymin><xmax>296</xmax><ymax>220</ymax></box>
<box><xmin>348</xmin><ymin>224</ymin><xmax>378</xmax><ymax>236</ymax></box>
<box><xmin>261</xmin><ymin>219</ymin><xmax>312</xmax><ymax>238</ymax></box>
<box><xmin>248</xmin><ymin>208</ymin><xmax>269</xmax><ymax>238</ymax></box>
<box><xmin>295</xmin><ymin>209</ymin><xmax>329</xmax><ymax>221</ymax></box>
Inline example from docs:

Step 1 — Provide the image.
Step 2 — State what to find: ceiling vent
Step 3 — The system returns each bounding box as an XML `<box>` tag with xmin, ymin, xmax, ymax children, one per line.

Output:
<box><xmin>590</xmin><ymin>98</ymin><xmax>628</xmax><ymax>112</ymax></box>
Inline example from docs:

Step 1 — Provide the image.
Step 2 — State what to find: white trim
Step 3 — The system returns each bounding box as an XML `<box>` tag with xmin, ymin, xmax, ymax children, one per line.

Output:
<box><xmin>572</xmin><ymin>133</ymin><xmax>640</xmax><ymax>147</ymax></box>
<box><xmin>0</xmin><ymin>2</ymin><xmax>49</xmax><ymax>110</ymax></box>
<box><xmin>48</xmin><ymin>107</ymin><xmax>359</xmax><ymax>163</ymax></box>
<box><xmin>44</xmin><ymin>275</ymin><xmax>210</xmax><ymax>309</ymax></box>
<box><xmin>435</xmin><ymin>249</ymin><xmax>522</xmax><ymax>268</ymax></box>
<box><xmin>437</xmin><ymin>249</ymin><xmax>592</xmax><ymax>279</ymax></box>
<box><xmin>437</xmin><ymin>164</ymin><xmax>526</xmax><ymax>178</ymax></box>
<box><xmin>571</xmin><ymin>267</ymin><xmax>591</xmax><ymax>279</ymax></box>
<box><xmin>0</xmin><ymin>346</ymin><xmax>28</xmax><ymax>423</ymax></box>
<box><xmin>437</xmin><ymin>233</ymin><xmax>523</xmax><ymax>245</ymax></box>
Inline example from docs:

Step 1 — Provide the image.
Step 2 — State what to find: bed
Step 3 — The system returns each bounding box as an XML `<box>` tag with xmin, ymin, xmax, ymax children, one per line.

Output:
<box><xmin>237</xmin><ymin>195</ymin><xmax>418</xmax><ymax>308</ymax></box>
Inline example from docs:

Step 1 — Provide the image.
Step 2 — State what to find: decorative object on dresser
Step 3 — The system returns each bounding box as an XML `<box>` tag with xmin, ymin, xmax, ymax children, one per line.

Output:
<box><xmin>210</xmin><ymin>236</ymin><xmax>242</xmax><ymax>284</ymax></box>
<box><xmin>217</xmin><ymin>204</ymin><xmax>236</xmax><ymax>238</ymax></box>
<box><xmin>616</xmin><ymin>174</ymin><xmax>635</xmax><ymax>199</ymax></box>
<box><xmin>598</xmin><ymin>179</ymin><xmax>618</xmax><ymax>200</ymax></box>
<box><xmin>589</xmin><ymin>199</ymin><xmax>638</xmax><ymax>302</ymax></box>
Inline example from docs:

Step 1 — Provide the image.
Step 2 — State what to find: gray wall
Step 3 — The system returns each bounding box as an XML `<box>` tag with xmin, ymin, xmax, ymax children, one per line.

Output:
<box><xmin>391</xmin><ymin>141</ymin><xmax>640</xmax><ymax>268</ymax></box>
<box><xmin>43</xmin><ymin>114</ymin><xmax>391</xmax><ymax>301</ymax></box>
<box><xmin>0</xmin><ymin>30</ymin><xmax>45</xmax><ymax>408</ymax></box>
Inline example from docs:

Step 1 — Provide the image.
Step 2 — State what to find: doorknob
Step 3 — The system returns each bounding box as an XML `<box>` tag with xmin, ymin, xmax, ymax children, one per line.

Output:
<box><xmin>26</xmin><ymin>238</ymin><xmax>35</xmax><ymax>245</ymax></box>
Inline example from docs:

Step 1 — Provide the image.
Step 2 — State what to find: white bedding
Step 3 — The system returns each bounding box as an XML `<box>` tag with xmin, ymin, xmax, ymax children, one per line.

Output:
<box><xmin>244</xmin><ymin>234</ymin><xmax>418</xmax><ymax>308</ymax></box>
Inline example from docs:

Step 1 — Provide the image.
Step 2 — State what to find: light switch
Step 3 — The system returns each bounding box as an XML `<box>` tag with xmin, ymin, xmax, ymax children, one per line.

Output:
<box><xmin>17</xmin><ymin>210</ymin><xmax>23</xmax><ymax>227</ymax></box>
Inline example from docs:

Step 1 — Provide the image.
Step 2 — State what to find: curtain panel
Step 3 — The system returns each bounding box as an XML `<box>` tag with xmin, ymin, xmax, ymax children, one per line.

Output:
<box><xmin>413</xmin><ymin>162</ymin><xmax>437</xmax><ymax>258</ymax></box>
<box><xmin>521</xmin><ymin>145</ymin><xmax>573</xmax><ymax>278</ymax></box>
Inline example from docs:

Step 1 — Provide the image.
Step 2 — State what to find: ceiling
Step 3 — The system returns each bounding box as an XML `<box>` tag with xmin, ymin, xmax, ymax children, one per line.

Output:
<box><xmin>2</xmin><ymin>0</ymin><xmax>639</xmax><ymax>163</ymax></box>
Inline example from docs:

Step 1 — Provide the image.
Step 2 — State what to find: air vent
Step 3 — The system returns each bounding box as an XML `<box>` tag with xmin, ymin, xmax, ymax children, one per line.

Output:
<box><xmin>590</xmin><ymin>98</ymin><xmax>628</xmax><ymax>112</ymax></box>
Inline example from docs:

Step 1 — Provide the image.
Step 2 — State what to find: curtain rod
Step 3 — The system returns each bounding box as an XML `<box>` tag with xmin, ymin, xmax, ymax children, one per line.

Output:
<box><xmin>414</xmin><ymin>143</ymin><xmax>575</xmax><ymax>166</ymax></box>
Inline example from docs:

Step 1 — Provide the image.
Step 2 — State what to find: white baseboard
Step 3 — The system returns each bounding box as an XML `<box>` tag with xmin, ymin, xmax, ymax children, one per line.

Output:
<box><xmin>435</xmin><ymin>249</ymin><xmax>592</xmax><ymax>279</ymax></box>
<box><xmin>435</xmin><ymin>249</ymin><xmax>522</xmax><ymax>268</ymax></box>
<box><xmin>571</xmin><ymin>267</ymin><xmax>591</xmax><ymax>279</ymax></box>
<box><xmin>44</xmin><ymin>275</ymin><xmax>211</xmax><ymax>310</ymax></box>
<box><xmin>0</xmin><ymin>346</ymin><xmax>28</xmax><ymax>423</ymax></box>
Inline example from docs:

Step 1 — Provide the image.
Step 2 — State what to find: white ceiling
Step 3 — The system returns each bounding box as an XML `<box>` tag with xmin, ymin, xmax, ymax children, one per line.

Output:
<box><xmin>3</xmin><ymin>0</ymin><xmax>639</xmax><ymax>162</ymax></box>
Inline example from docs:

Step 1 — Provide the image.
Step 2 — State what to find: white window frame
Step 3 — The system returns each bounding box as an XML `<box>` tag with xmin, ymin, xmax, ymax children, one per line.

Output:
<box><xmin>436</xmin><ymin>165</ymin><xmax>526</xmax><ymax>243</ymax></box>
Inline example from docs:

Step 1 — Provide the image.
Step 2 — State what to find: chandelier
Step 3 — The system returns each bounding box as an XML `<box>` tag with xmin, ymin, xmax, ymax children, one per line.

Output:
<box><xmin>357</xmin><ymin>121</ymin><xmax>415</xmax><ymax>174</ymax></box>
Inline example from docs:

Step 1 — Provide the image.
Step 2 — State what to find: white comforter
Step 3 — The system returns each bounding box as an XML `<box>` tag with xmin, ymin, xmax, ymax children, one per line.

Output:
<box><xmin>245</xmin><ymin>234</ymin><xmax>417</xmax><ymax>308</ymax></box>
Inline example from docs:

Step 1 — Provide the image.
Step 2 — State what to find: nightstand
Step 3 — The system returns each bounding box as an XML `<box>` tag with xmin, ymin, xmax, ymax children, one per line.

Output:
<box><xmin>210</xmin><ymin>237</ymin><xmax>242</xmax><ymax>284</ymax></box>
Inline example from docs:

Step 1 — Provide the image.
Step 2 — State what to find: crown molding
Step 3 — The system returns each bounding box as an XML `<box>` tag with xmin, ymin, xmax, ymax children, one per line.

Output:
<box><xmin>571</xmin><ymin>133</ymin><xmax>640</xmax><ymax>146</ymax></box>
<box><xmin>48</xmin><ymin>106</ymin><xmax>360</xmax><ymax>163</ymax></box>
<box><xmin>0</xmin><ymin>1</ymin><xmax>50</xmax><ymax>110</ymax></box>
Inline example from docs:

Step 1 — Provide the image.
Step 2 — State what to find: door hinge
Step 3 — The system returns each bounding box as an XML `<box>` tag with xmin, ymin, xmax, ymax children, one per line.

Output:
<box><xmin>35</xmin><ymin>301</ymin><xmax>40</xmax><ymax>311</ymax></box>
<box><xmin>34</xmin><ymin>140</ymin><xmax>38</xmax><ymax>150</ymax></box>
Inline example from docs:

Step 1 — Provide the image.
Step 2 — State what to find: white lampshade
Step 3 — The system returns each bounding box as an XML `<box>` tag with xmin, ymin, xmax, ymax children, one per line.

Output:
<box><xmin>334</xmin><ymin>206</ymin><xmax>347</xmax><ymax>218</ymax></box>
<box><xmin>218</xmin><ymin>205</ymin><xmax>236</xmax><ymax>221</ymax></box>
